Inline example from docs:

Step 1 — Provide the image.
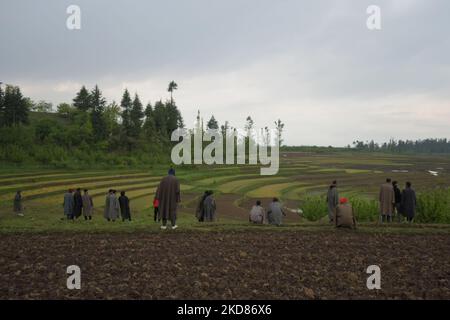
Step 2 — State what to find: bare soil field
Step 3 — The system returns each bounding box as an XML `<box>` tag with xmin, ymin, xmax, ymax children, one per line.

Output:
<box><xmin>1</xmin><ymin>231</ymin><xmax>449</xmax><ymax>300</ymax></box>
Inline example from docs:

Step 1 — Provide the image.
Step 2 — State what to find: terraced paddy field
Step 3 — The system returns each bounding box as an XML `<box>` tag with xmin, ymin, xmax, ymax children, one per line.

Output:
<box><xmin>1</xmin><ymin>152</ymin><xmax>450</xmax><ymax>299</ymax></box>
<box><xmin>1</xmin><ymin>151</ymin><xmax>450</xmax><ymax>232</ymax></box>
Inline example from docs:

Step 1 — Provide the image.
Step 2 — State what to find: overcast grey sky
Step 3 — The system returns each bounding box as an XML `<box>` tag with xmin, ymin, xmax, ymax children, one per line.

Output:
<box><xmin>1</xmin><ymin>0</ymin><xmax>449</xmax><ymax>146</ymax></box>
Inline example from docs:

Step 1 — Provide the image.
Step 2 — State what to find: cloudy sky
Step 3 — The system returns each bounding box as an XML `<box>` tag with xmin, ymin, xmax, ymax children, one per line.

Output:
<box><xmin>1</xmin><ymin>0</ymin><xmax>449</xmax><ymax>146</ymax></box>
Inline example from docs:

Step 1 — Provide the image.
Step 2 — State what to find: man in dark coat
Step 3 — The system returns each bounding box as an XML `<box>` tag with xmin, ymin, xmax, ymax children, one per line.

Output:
<box><xmin>392</xmin><ymin>181</ymin><xmax>402</xmax><ymax>222</ymax></box>
<box><xmin>119</xmin><ymin>191</ymin><xmax>131</xmax><ymax>221</ymax></box>
<box><xmin>14</xmin><ymin>191</ymin><xmax>24</xmax><ymax>216</ymax></box>
<box><xmin>195</xmin><ymin>191</ymin><xmax>209</xmax><ymax>222</ymax></box>
<box><xmin>155</xmin><ymin>168</ymin><xmax>180</xmax><ymax>229</ymax></box>
<box><xmin>401</xmin><ymin>182</ymin><xmax>417</xmax><ymax>223</ymax></box>
<box><xmin>326</xmin><ymin>180</ymin><xmax>339</xmax><ymax>223</ymax></box>
<box><xmin>73</xmin><ymin>188</ymin><xmax>83</xmax><ymax>219</ymax></box>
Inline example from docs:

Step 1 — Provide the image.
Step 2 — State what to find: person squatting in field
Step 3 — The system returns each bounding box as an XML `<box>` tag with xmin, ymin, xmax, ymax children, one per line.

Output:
<box><xmin>196</xmin><ymin>190</ymin><xmax>217</xmax><ymax>222</ymax></box>
<box><xmin>155</xmin><ymin>168</ymin><xmax>181</xmax><ymax>230</ymax></box>
<box><xmin>335</xmin><ymin>197</ymin><xmax>356</xmax><ymax>228</ymax></box>
<box><xmin>249</xmin><ymin>200</ymin><xmax>266</xmax><ymax>224</ymax></box>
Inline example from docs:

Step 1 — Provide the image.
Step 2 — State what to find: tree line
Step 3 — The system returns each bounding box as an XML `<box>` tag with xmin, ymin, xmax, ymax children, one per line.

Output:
<box><xmin>0</xmin><ymin>82</ymin><xmax>184</xmax><ymax>166</ymax></box>
<box><xmin>351</xmin><ymin>139</ymin><xmax>450</xmax><ymax>154</ymax></box>
<box><xmin>0</xmin><ymin>82</ymin><xmax>285</xmax><ymax>167</ymax></box>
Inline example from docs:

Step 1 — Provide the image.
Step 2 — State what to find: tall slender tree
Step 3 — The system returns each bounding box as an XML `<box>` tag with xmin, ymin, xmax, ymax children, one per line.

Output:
<box><xmin>143</xmin><ymin>102</ymin><xmax>156</xmax><ymax>135</ymax></box>
<box><xmin>120</xmin><ymin>89</ymin><xmax>133</xmax><ymax>136</ymax></box>
<box><xmin>167</xmin><ymin>81</ymin><xmax>178</xmax><ymax>105</ymax></box>
<box><xmin>0</xmin><ymin>84</ymin><xmax>4</xmax><ymax>126</ymax></box>
<box><xmin>90</xmin><ymin>85</ymin><xmax>107</xmax><ymax>140</ymax></box>
<box><xmin>274</xmin><ymin>119</ymin><xmax>285</xmax><ymax>146</ymax></box>
<box><xmin>130</xmin><ymin>93</ymin><xmax>144</xmax><ymax>138</ymax></box>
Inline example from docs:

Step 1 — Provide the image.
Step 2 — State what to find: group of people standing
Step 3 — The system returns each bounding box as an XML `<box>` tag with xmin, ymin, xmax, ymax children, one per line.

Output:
<box><xmin>63</xmin><ymin>188</ymin><xmax>94</xmax><ymax>220</ymax></box>
<box><xmin>326</xmin><ymin>178</ymin><xmax>417</xmax><ymax>228</ymax></box>
<box><xmin>104</xmin><ymin>190</ymin><xmax>132</xmax><ymax>222</ymax></box>
<box><xmin>62</xmin><ymin>188</ymin><xmax>132</xmax><ymax>222</ymax></box>
<box><xmin>379</xmin><ymin>178</ymin><xmax>416</xmax><ymax>223</ymax></box>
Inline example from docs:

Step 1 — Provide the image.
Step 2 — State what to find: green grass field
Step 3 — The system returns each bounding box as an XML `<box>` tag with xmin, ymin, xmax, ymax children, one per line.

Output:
<box><xmin>1</xmin><ymin>152</ymin><xmax>450</xmax><ymax>233</ymax></box>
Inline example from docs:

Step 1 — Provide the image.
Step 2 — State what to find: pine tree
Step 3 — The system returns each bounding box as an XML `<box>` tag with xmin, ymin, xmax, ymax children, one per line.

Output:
<box><xmin>1</xmin><ymin>85</ymin><xmax>29</xmax><ymax>126</ymax></box>
<box><xmin>165</xmin><ymin>100</ymin><xmax>183</xmax><ymax>135</ymax></box>
<box><xmin>143</xmin><ymin>103</ymin><xmax>156</xmax><ymax>136</ymax></box>
<box><xmin>130</xmin><ymin>93</ymin><xmax>144</xmax><ymax>138</ymax></box>
<box><xmin>207</xmin><ymin>115</ymin><xmax>219</xmax><ymax>129</ymax></box>
<box><xmin>120</xmin><ymin>89</ymin><xmax>133</xmax><ymax>136</ymax></box>
<box><xmin>0</xmin><ymin>84</ymin><xmax>4</xmax><ymax>126</ymax></box>
<box><xmin>153</xmin><ymin>100</ymin><xmax>167</xmax><ymax>136</ymax></box>
<box><xmin>73</xmin><ymin>86</ymin><xmax>91</xmax><ymax>112</ymax></box>
<box><xmin>90</xmin><ymin>85</ymin><xmax>107</xmax><ymax>140</ymax></box>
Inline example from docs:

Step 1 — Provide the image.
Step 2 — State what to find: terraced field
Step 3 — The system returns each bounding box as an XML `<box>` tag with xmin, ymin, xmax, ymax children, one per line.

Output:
<box><xmin>1</xmin><ymin>152</ymin><xmax>450</xmax><ymax>232</ymax></box>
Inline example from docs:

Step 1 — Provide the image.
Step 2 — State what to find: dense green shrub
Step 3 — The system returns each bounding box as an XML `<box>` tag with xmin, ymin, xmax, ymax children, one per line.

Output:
<box><xmin>299</xmin><ymin>195</ymin><xmax>327</xmax><ymax>221</ymax></box>
<box><xmin>348</xmin><ymin>196</ymin><xmax>379</xmax><ymax>222</ymax></box>
<box><xmin>416</xmin><ymin>188</ymin><xmax>450</xmax><ymax>224</ymax></box>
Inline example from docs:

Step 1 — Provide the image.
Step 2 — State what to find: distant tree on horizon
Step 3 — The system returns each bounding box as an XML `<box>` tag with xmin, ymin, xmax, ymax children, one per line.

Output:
<box><xmin>167</xmin><ymin>81</ymin><xmax>178</xmax><ymax>105</ymax></box>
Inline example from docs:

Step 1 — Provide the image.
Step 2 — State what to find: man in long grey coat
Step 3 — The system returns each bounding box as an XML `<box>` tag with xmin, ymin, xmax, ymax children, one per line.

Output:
<box><xmin>104</xmin><ymin>189</ymin><xmax>120</xmax><ymax>222</ymax></box>
<box><xmin>326</xmin><ymin>180</ymin><xmax>339</xmax><ymax>223</ymax></box>
<box><xmin>82</xmin><ymin>189</ymin><xmax>94</xmax><ymax>220</ymax></box>
<box><xmin>155</xmin><ymin>168</ymin><xmax>180</xmax><ymax>229</ymax></box>
<box><xmin>379</xmin><ymin>178</ymin><xmax>395</xmax><ymax>222</ymax></box>
<box><xmin>401</xmin><ymin>182</ymin><xmax>417</xmax><ymax>223</ymax></box>
<box><xmin>63</xmin><ymin>189</ymin><xmax>74</xmax><ymax>220</ymax></box>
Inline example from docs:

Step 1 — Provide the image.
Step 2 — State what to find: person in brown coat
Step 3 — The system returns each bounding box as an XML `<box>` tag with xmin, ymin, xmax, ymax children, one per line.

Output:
<box><xmin>379</xmin><ymin>178</ymin><xmax>395</xmax><ymax>223</ymax></box>
<box><xmin>155</xmin><ymin>168</ymin><xmax>181</xmax><ymax>230</ymax></box>
<box><xmin>335</xmin><ymin>198</ymin><xmax>356</xmax><ymax>229</ymax></box>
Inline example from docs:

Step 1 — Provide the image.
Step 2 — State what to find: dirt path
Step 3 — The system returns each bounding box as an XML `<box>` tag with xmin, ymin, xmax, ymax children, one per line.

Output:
<box><xmin>1</xmin><ymin>231</ymin><xmax>449</xmax><ymax>299</ymax></box>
